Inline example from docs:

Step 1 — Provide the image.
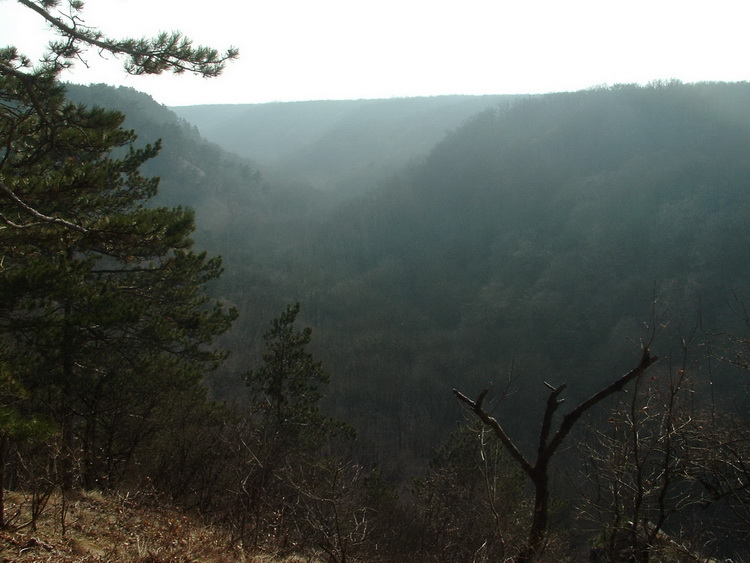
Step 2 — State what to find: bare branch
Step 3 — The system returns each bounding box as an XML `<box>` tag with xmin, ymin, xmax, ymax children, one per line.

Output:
<box><xmin>454</xmin><ymin>347</ymin><xmax>659</xmax><ymax>561</ymax></box>
<box><xmin>545</xmin><ymin>348</ymin><xmax>658</xmax><ymax>460</ymax></box>
<box><xmin>538</xmin><ymin>383</ymin><xmax>566</xmax><ymax>461</ymax></box>
<box><xmin>453</xmin><ymin>388</ymin><xmax>534</xmax><ymax>475</ymax></box>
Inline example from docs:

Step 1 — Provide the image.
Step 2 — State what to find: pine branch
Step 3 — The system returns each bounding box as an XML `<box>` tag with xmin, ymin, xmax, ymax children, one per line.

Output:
<box><xmin>15</xmin><ymin>0</ymin><xmax>238</xmax><ymax>77</ymax></box>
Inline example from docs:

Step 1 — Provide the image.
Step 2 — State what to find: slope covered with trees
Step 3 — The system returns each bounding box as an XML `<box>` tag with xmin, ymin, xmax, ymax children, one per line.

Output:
<box><xmin>290</xmin><ymin>81</ymin><xmax>750</xmax><ymax>452</ymax></box>
<box><xmin>168</xmin><ymin>82</ymin><xmax>750</xmax><ymax>475</ymax></box>
<box><xmin>174</xmin><ymin>95</ymin><xmax>516</xmax><ymax>194</ymax></box>
<box><xmin>26</xmin><ymin>78</ymin><xmax>750</xmax><ymax>560</ymax></box>
<box><xmin>107</xmin><ymin>80</ymin><xmax>750</xmax><ymax>476</ymax></box>
<box><xmin>6</xmin><ymin>12</ymin><xmax>750</xmax><ymax>555</ymax></box>
<box><xmin>63</xmin><ymin>84</ymin><xmax>265</xmax><ymax>232</ymax></box>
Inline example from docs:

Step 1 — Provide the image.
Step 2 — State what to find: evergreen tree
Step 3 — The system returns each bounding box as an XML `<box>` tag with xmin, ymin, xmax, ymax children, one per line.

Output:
<box><xmin>0</xmin><ymin>73</ymin><xmax>237</xmax><ymax>487</ymax></box>
<box><xmin>236</xmin><ymin>304</ymin><xmax>352</xmax><ymax>549</ymax></box>
<box><xmin>0</xmin><ymin>0</ymin><xmax>239</xmax><ymax>489</ymax></box>
<box><xmin>244</xmin><ymin>303</ymin><xmax>342</xmax><ymax>448</ymax></box>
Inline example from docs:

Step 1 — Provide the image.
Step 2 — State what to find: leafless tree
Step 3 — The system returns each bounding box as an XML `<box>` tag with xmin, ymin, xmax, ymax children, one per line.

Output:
<box><xmin>577</xmin><ymin>364</ymin><xmax>710</xmax><ymax>561</ymax></box>
<box><xmin>454</xmin><ymin>347</ymin><xmax>658</xmax><ymax>561</ymax></box>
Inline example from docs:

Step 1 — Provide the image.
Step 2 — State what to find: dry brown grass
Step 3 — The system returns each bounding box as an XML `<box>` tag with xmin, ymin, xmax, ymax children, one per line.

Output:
<box><xmin>0</xmin><ymin>490</ymin><xmax>316</xmax><ymax>563</ymax></box>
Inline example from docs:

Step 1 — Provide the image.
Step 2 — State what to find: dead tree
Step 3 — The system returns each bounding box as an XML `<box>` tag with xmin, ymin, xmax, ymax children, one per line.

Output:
<box><xmin>454</xmin><ymin>347</ymin><xmax>658</xmax><ymax>562</ymax></box>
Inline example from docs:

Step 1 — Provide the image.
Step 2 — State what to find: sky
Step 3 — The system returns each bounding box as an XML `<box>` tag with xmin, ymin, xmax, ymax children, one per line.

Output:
<box><xmin>1</xmin><ymin>0</ymin><xmax>748</xmax><ymax>107</ymax></box>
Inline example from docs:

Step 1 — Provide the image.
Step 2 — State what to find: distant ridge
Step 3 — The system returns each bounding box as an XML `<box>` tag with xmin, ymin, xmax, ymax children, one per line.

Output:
<box><xmin>173</xmin><ymin>95</ymin><xmax>518</xmax><ymax>192</ymax></box>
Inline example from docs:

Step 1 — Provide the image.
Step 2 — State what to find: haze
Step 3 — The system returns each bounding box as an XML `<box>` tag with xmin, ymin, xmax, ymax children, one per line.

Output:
<box><xmin>2</xmin><ymin>0</ymin><xmax>747</xmax><ymax>105</ymax></box>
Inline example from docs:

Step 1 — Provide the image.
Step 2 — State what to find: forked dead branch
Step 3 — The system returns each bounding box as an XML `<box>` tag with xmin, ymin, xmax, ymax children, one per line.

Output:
<box><xmin>454</xmin><ymin>347</ymin><xmax>658</xmax><ymax>562</ymax></box>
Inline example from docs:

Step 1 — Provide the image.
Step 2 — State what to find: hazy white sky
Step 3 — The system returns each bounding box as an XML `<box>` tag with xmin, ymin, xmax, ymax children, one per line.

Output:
<box><xmin>2</xmin><ymin>0</ymin><xmax>748</xmax><ymax>106</ymax></box>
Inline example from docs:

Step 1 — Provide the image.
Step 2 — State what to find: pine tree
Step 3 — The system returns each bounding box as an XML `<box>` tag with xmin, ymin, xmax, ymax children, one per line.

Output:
<box><xmin>0</xmin><ymin>1</ymin><xmax>239</xmax><ymax>489</ymax></box>
<box><xmin>238</xmin><ymin>304</ymin><xmax>353</xmax><ymax>549</ymax></box>
<box><xmin>245</xmin><ymin>303</ymin><xmax>338</xmax><ymax>449</ymax></box>
<box><xmin>0</xmin><ymin>78</ymin><xmax>237</xmax><ymax>486</ymax></box>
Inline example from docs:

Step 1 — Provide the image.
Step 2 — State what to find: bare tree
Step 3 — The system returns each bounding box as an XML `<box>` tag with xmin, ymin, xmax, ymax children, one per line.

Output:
<box><xmin>454</xmin><ymin>347</ymin><xmax>658</xmax><ymax>562</ymax></box>
<box><xmin>681</xmin><ymin>412</ymin><xmax>750</xmax><ymax>556</ymax></box>
<box><xmin>412</xmin><ymin>422</ymin><xmax>529</xmax><ymax>563</ymax></box>
<box><xmin>578</xmin><ymin>364</ymin><xmax>708</xmax><ymax>562</ymax></box>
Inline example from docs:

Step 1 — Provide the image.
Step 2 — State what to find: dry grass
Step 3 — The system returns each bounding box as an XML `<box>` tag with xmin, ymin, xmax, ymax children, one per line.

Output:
<box><xmin>0</xmin><ymin>490</ymin><xmax>315</xmax><ymax>563</ymax></box>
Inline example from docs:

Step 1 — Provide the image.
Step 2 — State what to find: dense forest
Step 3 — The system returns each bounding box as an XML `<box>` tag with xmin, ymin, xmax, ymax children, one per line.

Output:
<box><xmin>6</xmin><ymin>28</ymin><xmax>750</xmax><ymax>559</ymax></box>
<box><xmin>58</xmin><ymin>79</ymin><xmax>750</xmax><ymax>560</ymax></box>
<box><xmin>146</xmin><ymin>80</ymin><xmax>750</xmax><ymax>456</ymax></box>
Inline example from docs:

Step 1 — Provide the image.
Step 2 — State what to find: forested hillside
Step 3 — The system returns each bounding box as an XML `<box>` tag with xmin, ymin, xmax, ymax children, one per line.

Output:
<box><xmin>64</xmin><ymin>84</ymin><xmax>265</xmax><ymax>230</ymax></box>
<box><xmin>68</xmin><ymin>80</ymin><xmax>750</xmax><ymax>467</ymax></box>
<box><xmin>9</xmin><ymin>78</ymin><xmax>750</xmax><ymax>561</ymax></box>
<box><xmin>303</xmin><ymin>80</ymin><xmax>750</xmax><ymax>443</ymax></box>
<box><xmin>170</xmin><ymin>81</ymin><xmax>750</xmax><ymax>462</ymax></box>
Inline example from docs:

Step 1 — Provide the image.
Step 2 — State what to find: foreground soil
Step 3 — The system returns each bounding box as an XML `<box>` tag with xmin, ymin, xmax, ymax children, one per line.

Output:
<box><xmin>0</xmin><ymin>490</ymin><xmax>306</xmax><ymax>563</ymax></box>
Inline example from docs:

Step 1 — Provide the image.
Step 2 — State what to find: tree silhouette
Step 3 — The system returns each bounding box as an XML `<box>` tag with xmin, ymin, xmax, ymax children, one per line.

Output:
<box><xmin>454</xmin><ymin>347</ymin><xmax>658</xmax><ymax>561</ymax></box>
